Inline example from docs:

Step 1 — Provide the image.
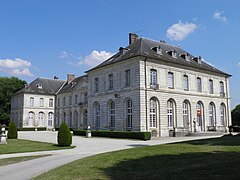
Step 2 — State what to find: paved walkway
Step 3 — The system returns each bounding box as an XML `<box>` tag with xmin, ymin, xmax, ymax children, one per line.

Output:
<box><xmin>0</xmin><ymin>131</ymin><xmax>222</xmax><ymax>180</ymax></box>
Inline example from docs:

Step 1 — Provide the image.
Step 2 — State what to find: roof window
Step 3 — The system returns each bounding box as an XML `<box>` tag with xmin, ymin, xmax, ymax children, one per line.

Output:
<box><xmin>152</xmin><ymin>46</ymin><xmax>162</xmax><ymax>55</ymax></box>
<box><xmin>193</xmin><ymin>56</ymin><xmax>202</xmax><ymax>64</ymax></box>
<box><xmin>180</xmin><ymin>53</ymin><xmax>190</xmax><ymax>62</ymax></box>
<box><xmin>36</xmin><ymin>84</ymin><xmax>42</xmax><ymax>89</ymax></box>
<box><xmin>167</xmin><ymin>50</ymin><xmax>177</xmax><ymax>59</ymax></box>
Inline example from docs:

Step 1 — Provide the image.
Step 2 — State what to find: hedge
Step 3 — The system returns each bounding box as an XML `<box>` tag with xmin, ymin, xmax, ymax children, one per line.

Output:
<box><xmin>233</xmin><ymin>126</ymin><xmax>240</xmax><ymax>132</ymax></box>
<box><xmin>73</xmin><ymin>130</ymin><xmax>151</xmax><ymax>141</ymax></box>
<box><xmin>17</xmin><ymin>127</ymin><xmax>47</xmax><ymax>131</ymax></box>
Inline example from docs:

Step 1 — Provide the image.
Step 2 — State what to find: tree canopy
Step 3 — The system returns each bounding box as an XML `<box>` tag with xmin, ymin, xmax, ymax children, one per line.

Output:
<box><xmin>231</xmin><ymin>104</ymin><xmax>240</xmax><ymax>126</ymax></box>
<box><xmin>0</xmin><ymin>77</ymin><xmax>26</xmax><ymax>125</ymax></box>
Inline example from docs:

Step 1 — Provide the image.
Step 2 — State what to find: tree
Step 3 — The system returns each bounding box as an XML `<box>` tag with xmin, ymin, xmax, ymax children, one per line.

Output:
<box><xmin>57</xmin><ymin>122</ymin><xmax>72</xmax><ymax>146</ymax></box>
<box><xmin>231</xmin><ymin>104</ymin><xmax>240</xmax><ymax>126</ymax></box>
<box><xmin>7</xmin><ymin>121</ymin><xmax>18</xmax><ymax>139</ymax></box>
<box><xmin>0</xmin><ymin>77</ymin><xmax>26</xmax><ymax>125</ymax></box>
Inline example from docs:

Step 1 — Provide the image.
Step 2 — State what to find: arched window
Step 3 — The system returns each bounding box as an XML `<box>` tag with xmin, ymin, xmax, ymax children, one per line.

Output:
<box><xmin>209</xmin><ymin>102</ymin><xmax>216</xmax><ymax>126</ymax></box>
<box><xmin>83</xmin><ymin>109</ymin><xmax>88</xmax><ymax>129</ymax></box>
<box><xmin>183</xmin><ymin>100</ymin><xmax>190</xmax><ymax>128</ymax></box>
<box><xmin>108</xmin><ymin>100</ymin><xmax>115</xmax><ymax>128</ymax></box>
<box><xmin>220</xmin><ymin>103</ymin><xmax>226</xmax><ymax>125</ymax></box>
<box><xmin>28</xmin><ymin>112</ymin><xmax>35</xmax><ymax>127</ymax></box>
<box><xmin>126</xmin><ymin>99</ymin><xmax>133</xmax><ymax>128</ymax></box>
<box><xmin>196</xmin><ymin>101</ymin><xmax>204</xmax><ymax>131</ymax></box>
<box><xmin>167</xmin><ymin>100</ymin><xmax>175</xmax><ymax>127</ymax></box>
<box><xmin>48</xmin><ymin>112</ymin><xmax>54</xmax><ymax>127</ymax></box>
<box><xmin>94</xmin><ymin>102</ymin><xmax>100</xmax><ymax>128</ymax></box>
<box><xmin>30</xmin><ymin>97</ymin><xmax>34</xmax><ymax>107</ymax></box>
<box><xmin>150</xmin><ymin>99</ymin><xmax>157</xmax><ymax>128</ymax></box>
<box><xmin>38</xmin><ymin>112</ymin><xmax>44</xmax><ymax>127</ymax></box>
<box><xmin>49</xmin><ymin>99</ymin><xmax>53</xmax><ymax>107</ymax></box>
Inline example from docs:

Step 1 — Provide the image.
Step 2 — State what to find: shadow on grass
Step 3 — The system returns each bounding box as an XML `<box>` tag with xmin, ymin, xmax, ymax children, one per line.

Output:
<box><xmin>181</xmin><ymin>134</ymin><xmax>240</xmax><ymax>146</ymax></box>
<box><xmin>51</xmin><ymin>144</ymin><xmax>76</xmax><ymax>149</ymax></box>
<box><xmin>102</xmin><ymin>151</ymin><xmax>240</xmax><ymax>180</ymax></box>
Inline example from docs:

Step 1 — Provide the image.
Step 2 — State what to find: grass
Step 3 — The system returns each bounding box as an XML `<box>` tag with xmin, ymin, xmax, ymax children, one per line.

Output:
<box><xmin>0</xmin><ymin>139</ymin><xmax>74</xmax><ymax>154</ymax></box>
<box><xmin>35</xmin><ymin>135</ymin><xmax>240</xmax><ymax>180</ymax></box>
<box><xmin>0</xmin><ymin>155</ymin><xmax>51</xmax><ymax>166</ymax></box>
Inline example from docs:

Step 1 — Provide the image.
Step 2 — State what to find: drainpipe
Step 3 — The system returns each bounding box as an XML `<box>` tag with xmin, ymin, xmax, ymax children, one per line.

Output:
<box><xmin>144</xmin><ymin>57</ymin><xmax>148</xmax><ymax>131</ymax></box>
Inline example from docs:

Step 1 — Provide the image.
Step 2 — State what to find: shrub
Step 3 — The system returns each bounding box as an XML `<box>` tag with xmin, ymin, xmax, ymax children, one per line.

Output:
<box><xmin>73</xmin><ymin>130</ymin><xmax>151</xmax><ymax>141</ymax></box>
<box><xmin>7</xmin><ymin>121</ymin><xmax>18</xmax><ymax>139</ymax></box>
<box><xmin>57</xmin><ymin>122</ymin><xmax>72</xmax><ymax>146</ymax></box>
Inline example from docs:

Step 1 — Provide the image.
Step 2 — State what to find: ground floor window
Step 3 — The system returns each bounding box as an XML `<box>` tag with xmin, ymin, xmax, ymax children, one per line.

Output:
<box><xmin>126</xmin><ymin>99</ymin><xmax>133</xmax><ymax>128</ymax></box>
<box><xmin>150</xmin><ymin>99</ymin><xmax>157</xmax><ymax>128</ymax></box>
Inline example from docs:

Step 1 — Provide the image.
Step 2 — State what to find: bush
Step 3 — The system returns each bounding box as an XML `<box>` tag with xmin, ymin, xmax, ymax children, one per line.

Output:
<box><xmin>73</xmin><ymin>130</ymin><xmax>151</xmax><ymax>141</ymax></box>
<box><xmin>57</xmin><ymin>122</ymin><xmax>72</xmax><ymax>146</ymax></box>
<box><xmin>7</xmin><ymin>121</ymin><xmax>18</xmax><ymax>139</ymax></box>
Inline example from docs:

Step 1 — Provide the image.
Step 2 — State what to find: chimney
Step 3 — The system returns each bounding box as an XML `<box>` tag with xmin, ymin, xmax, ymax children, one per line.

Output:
<box><xmin>129</xmin><ymin>33</ymin><xmax>138</xmax><ymax>45</ymax></box>
<box><xmin>53</xmin><ymin>76</ymin><xmax>59</xmax><ymax>79</ymax></box>
<box><xmin>67</xmin><ymin>74</ymin><xmax>75</xmax><ymax>84</ymax></box>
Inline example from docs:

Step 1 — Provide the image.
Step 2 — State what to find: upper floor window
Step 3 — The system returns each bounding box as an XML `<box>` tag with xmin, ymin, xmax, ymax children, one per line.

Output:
<box><xmin>168</xmin><ymin>72</ymin><xmax>174</xmax><ymax>88</ymax></box>
<box><xmin>125</xmin><ymin>69</ymin><xmax>130</xmax><ymax>87</ymax></box>
<box><xmin>63</xmin><ymin>97</ymin><xmax>66</xmax><ymax>106</ymax></box>
<box><xmin>150</xmin><ymin>69</ymin><xmax>157</xmax><ymax>86</ymax></box>
<box><xmin>109</xmin><ymin>74</ymin><xmax>113</xmax><ymax>90</ymax></box>
<box><xmin>69</xmin><ymin>96</ymin><xmax>72</xmax><ymax>105</ymax></box>
<box><xmin>220</xmin><ymin>81</ymin><xmax>225</xmax><ymax>96</ymax></box>
<box><xmin>49</xmin><ymin>99</ymin><xmax>53</xmax><ymax>107</ymax></box>
<box><xmin>75</xmin><ymin>95</ymin><xmax>78</xmax><ymax>104</ymax></box>
<box><xmin>57</xmin><ymin>98</ymin><xmax>60</xmax><ymax>107</ymax></box>
<box><xmin>30</xmin><ymin>97</ymin><xmax>34</xmax><ymax>107</ymax></box>
<box><xmin>95</xmin><ymin>78</ymin><xmax>99</xmax><ymax>92</ymax></box>
<box><xmin>197</xmin><ymin>77</ymin><xmax>202</xmax><ymax>92</ymax></box>
<box><xmin>40</xmin><ymin>98</ymin><xmax>44</xmax><ymax>107</ymax></box>
<box><xmin>209</xmin><ymin>79</ymin><xmax>214</xmax><ymax>94</ymax></box>
<box><xmin>84</xmin><ymin>93</ymin><xmax>88</xmax><ymax>103</ymax></box>
<box><xmin>183</xmin><ymin>75</ymin><xmax>189</xmax><ymax>91</ymax></box>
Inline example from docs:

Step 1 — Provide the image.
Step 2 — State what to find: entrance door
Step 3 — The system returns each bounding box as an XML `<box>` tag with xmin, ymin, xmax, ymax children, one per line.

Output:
<box><xmin>28</xmin><ymin>112</ymin><xmax>34</xmax><ymax>127</ymax></box>
<box><xmin>196</xmin><ymin>102</ymin><xmax>204</xmax><ymax>131</ymax></box>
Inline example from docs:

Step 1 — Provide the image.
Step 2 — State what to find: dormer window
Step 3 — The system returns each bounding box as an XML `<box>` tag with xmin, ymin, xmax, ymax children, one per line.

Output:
<box><xmin>193</xmin><ymin>56</ymin><xmax>202</xmax><ymax>64</ymax></box>
<box><xmin>152</xmin><ymin>46</ymin><xmax>162</xmax><ymax>55</ymax></box>
<box><xmin>119</xmin><ymin>47</ymin><xmax>129</xmax><ymax>55</ymax></box>
<box><xmin>180</xmin><ymin>53</ymin><xmax>190</xmax><ymax>62</ymax></box>
<box><xmin>36</xmin><ymin>84</ymin><xmax>42</xmax><ymax>89</ymax></box>
<box><xmin>167</xmin><ymin>50</ymin><xmax>177</xmax><ymax>59</ymax></box>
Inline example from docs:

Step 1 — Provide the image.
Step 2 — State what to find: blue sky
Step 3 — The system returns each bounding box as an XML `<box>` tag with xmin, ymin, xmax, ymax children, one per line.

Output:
<box><xmin>0</xmin><ymin>0</ymin><xmax>239</xmax><ymax>109</ymax></box>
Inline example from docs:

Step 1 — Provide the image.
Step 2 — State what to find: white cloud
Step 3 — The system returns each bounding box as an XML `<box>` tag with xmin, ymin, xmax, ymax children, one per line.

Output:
<box><xmin>0</xmin><ymin>58</ymin><xmax>34</xmax><ymax>76</ymax></box>
<box><xmin>213</xmin><ymin>11</ymin><xmax>227</xmax><ymax>22</ymax></box>
<box><xmin>78</xmin><ymin>50</ymin><xmax>114</xmax><ymax>67</ymax></box>
<box><xmin>166</xmin><ymin>21</ymin><xmax>197</xmax><ymax>41</ymax></box>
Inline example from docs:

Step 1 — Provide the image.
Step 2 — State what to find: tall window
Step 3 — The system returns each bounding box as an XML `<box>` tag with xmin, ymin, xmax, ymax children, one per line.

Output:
<box><xmin>28</xmin><ymin>112</ymin><xmax>35</xmax><ymax>127</ymax></box>
<box><xmin>95</xmin><ymin>78</ymin><xmax>99</xmax><ymax>92</ymax></box>
<box><xmin>69</xmin><ymin>96</ymin><xmax>72</xmax><ymax>105</ymax></box>
<box><xmin>63</xmin><ymin>112</ymin><xmax>66</xmax><ymax>122</ymax></box>
<box><xmin>69</xmin><ymin>111</ymin><xmax>72</xmax><ymax>127</ymax></box>
<box><xmin>209</xmin><ymin>103</ymin><xmax>215</xmax><ymax>126</ymax></box>
<box><xmin>48</xmin><ymin>112</ymin><xmax>53</xmax><ymax>126</ymax></box>
<box><xmin>183</xmin><ymin>101</ymin><xmax>190</xmax><ymax>128</ymax></box>
<box><xmin>75</xmin><ymin>95</ymin><xmax>78</xmax><ymax>104</ymax></box>
<box><xmin>94</xmin><ymin>102</ymin><xmax>100</xmax><ymax>128</ymax></box>
<box><xmin>150</xmin><ymin>99</ymin><xmax>157</xmax><ymax>128</ymax></box>
<box><xmin>57</xmin><ymin>98</ymin><xmax>60</xmax><ymax>107</ymax></box>
<box><xmin>40</xmin><ymin>98</ymin><xmax>44</xmax><ymax>107</ymax></box>
<box><xmin>126</xmin><ymin>99</ymin><xmax>133</xmax><ymax>128</ymax></box>
<box><xmin>109</xmin><ymin>74</ymin><xmax>113</xmax><ymax>90</ymax></box>
<box><xmin>220</xmin><ymin>81</ymin><xmax>225</xmax><ymax>96</ymax></box>
<box><xmin>150</xmin><ymin>69</ymin><xmax>157</xmax><ymax>86</ymax></box>
<box><xmin>209</xmin><ymin>79</ymin><xmax>214</xmax><ymax>94</ymax></box>
<box><xmin>109</xmin><ymin>101</ymin><xmax>115</xmax><ymax>128</ymax></box>
<box><xmin>84</xmin><ymin>93</ymin><xmax>88</xmax><ymax>103</ymax></box>
<box><xmin>168</xmin><ymin>72</ymin><xmax>174</xmax><ymax>88</ymax></box>
<box><xmin>38</xmin><ymin>112</ymin><xmax>44</xmax><ymax>127</ymax></box>
<box><xmin>63</xmin><ymin>97</ymin><xmax>66</xmax><ymax>106</ymax></box>
<box><xmin>197</xmin><ymin>77</ymin><xmax>202</xmax><ymax>92</ymax></box>
<box><xmin>49</xmin><ymin>99</ymin><xmax>53</xmax><ymax>107</ymax></box>
<box><xmin>220</xmin><ymin>103</ymin><xmax>226</xmax><ymax>125</ymax></box>
<box><xmin>183</xmin><ymin>75</ymin><xmax>189</xmax><ymax>91</ymax></box>
<box><xmin>167</xmin><ymin>100</ymin><xmax>174</xmax><ymax>127</ymax></box>
<box><xmin>30</xmin><ymin>97</ymin><xmax>34</xmax><ymax>107</ymax></box>
<box><xmin>125</xmin><ymin>69</ymin><xmax>130</xmax><ymax>87</ymax></box>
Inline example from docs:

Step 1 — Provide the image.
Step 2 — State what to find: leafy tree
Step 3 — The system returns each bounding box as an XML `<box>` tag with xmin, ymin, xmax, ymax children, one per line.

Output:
<box><xmin>231</xmin><ymin>104</ymin><xmax>240</xmax><ymax>126</ymax></box>
<box><xmin>0</xmin><ymin>77</ymin><xmax>26</xmax><ymax>125</ymax></box>
<box><xmin>57</xmin><ymin>122</ymin><xmax>72</xmax><ymax>146</ymax></box>
<box><xmin>7</xmin><ymin>121</ymin><xmax>18</xmax><ymax>139</ymax></box>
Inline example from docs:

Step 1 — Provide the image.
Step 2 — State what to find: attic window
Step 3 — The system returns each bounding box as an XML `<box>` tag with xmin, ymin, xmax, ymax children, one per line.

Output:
<box><xmin>193</xmin><ymin>56</ymin><xmax>202</xmax><ymax>64</ymax></box>
<box><xmin>152</xmin><ymin>46</ymin><xmax>162</xmax><ymax>55</ymax></box>
<box><xmin>167</xmin><ymin>50</ymin><xmax>177</xmax><ymax>59</ymax></box>
<box><xmin>180</xmin><ymin>53</ymin><xmax>190</xmax><ymax>62</ymax></box>
<box><xmin>119</xmin><ymin>47</ymin><xmax>129</xmax><ymax>55</ymax></box>
<box><xmin>36</xmin><ymin>84</ymin><xmax>42</xmax><ymax>89</ymax></box>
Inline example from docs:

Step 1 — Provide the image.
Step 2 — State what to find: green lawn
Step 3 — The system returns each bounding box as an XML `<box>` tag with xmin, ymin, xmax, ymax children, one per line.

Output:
<box><xmin>0</xmin><ymin>155</ymin><xmax>51</xmax><ymax>166</ymax></box>
<box><xmin>35</xmin><ymin>135</ymin><xmax>240</xmax><ymax>180</ymax></box>
<box><xmin>0</xmin><ymin>139</ymin><xmax>74</xmax><ymax>154</ymax></box>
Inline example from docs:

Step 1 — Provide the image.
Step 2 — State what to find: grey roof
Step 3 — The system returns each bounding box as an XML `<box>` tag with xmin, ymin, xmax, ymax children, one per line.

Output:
<box><xmin>86</xmin><ymin>37</ymin><xmax>230</xmax><ymax>77</ymax></box>
<box><xmin>16</xmin><ymin>77</ymin><xmax>65</xmax><ymax>95</ymax></box>
<box><xmin>58</xmin><ymin>75</ymin><xmax>88</xmax><ymax>94</ymax></box>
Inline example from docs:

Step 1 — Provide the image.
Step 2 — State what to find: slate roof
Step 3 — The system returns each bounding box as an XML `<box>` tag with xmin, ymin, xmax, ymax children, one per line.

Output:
<box><xmin>58</xmin><ymin>75</ymin><xmax>88</xmax><ymax>94</ymax></box>
<box><xmin>86</xmin><ymin>37</ymin><xmax>230</xmax><ymax>77</ymax></box>
<box><xmin>15</xmin><ymin>77</ymin><xmax>65</xmax><ymax>95</ymax></box>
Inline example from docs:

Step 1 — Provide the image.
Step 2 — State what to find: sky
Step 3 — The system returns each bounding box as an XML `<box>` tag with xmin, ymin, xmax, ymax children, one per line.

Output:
<box><xmin>0</xmin><ymin>0</ymin><xmax>239</xmax><ymax>109</ymax></box>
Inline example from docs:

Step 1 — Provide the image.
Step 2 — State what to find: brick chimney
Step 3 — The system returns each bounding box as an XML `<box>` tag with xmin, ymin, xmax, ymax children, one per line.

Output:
<box><xmin>67</xmin><ymin>74</ymin><xmax>75</xmax><ymax>84</ymax></box>
<box><xmin>129</xmin><ymin>33</ymin><xmax>138</xmax><ymax>45</ymax></box>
